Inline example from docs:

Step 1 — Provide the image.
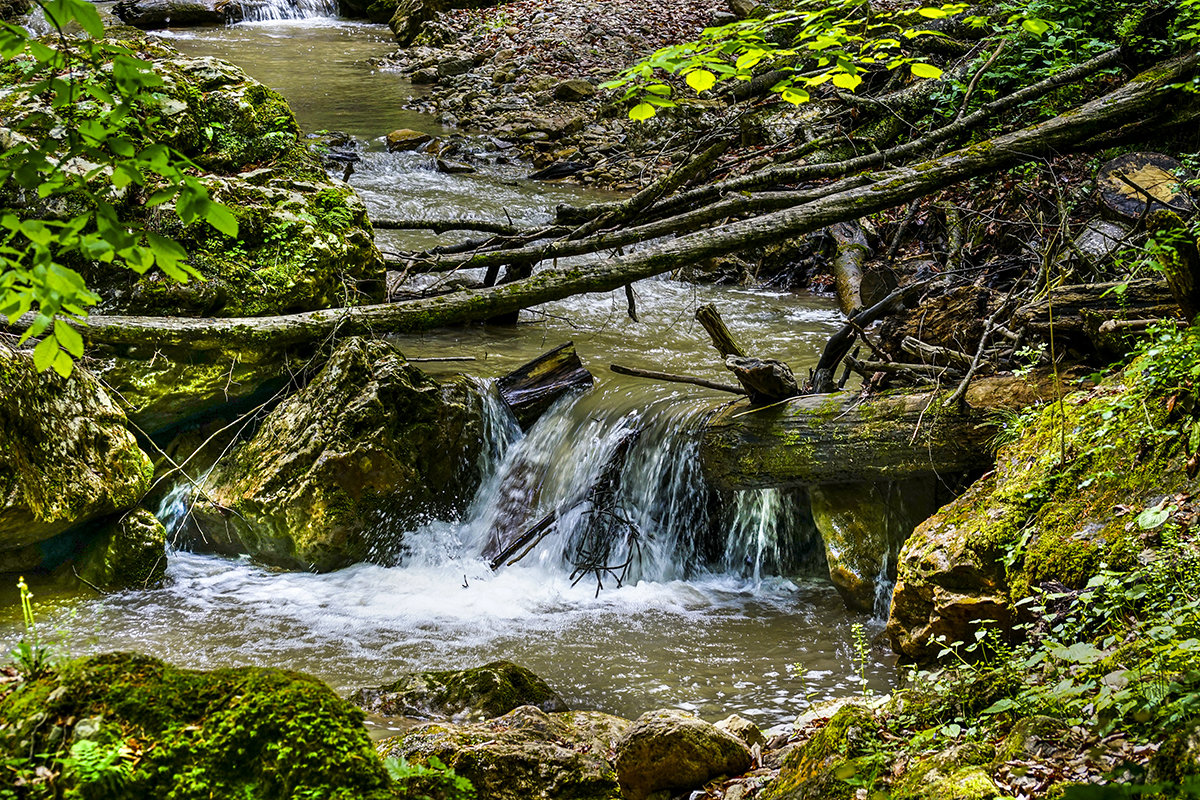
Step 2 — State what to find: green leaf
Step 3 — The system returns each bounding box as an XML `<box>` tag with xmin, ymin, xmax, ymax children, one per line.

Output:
<box><xmin>910</xmin><ymin>62</ymin><xmax>944</xmax><ymax>79</ymax></box>
<box><xmin>52</xmin><ymin>349</ymin><xmax>74</xmax><ymax>378</ymax></box>
<box><xmin>685</xmin><ymin>69</ymin><xmax>717</xmax><ymax>93</ymax></box>
<box><xmin>644</xmin><ymin>83</ymin><xmax>672</xmax><ymax>97</ymax></box>
<box><xmin>54</xmin><ymin>319</ymin><xmax>84</xmax><ymax>358</ymax></box>
<box><xmin>204</xmin><ymin>204</ymin><xmax>238</xmax><ymax>238</ymax></box>
<box><xmin>32</xmin><ymin>334</ymin><xmax>58</xmax><ymax>372</ymax></box>
<box><xmin>1137</xmin><ymin>503</ymin><xmax>1173</xmax><ymax>530</ymax></box>
<box><xmin>917</xmin><ymin>7</ymin><xmax>948</xmax><ymax>17</ymax></box>
<box><xmin>780</xmin><ymin>88</ymin><xmax>810</xmax><ymax>104</ymax></box>
<box><xmin>831</xmin><ymin>72</ymin><xmax>862</xmax><ymax>90</ymax></box>
<box><xmin>629</xmin><ymin>102</ymin><xmax>657</xmax><ymax>121</ymax></box>
<box><xmin>1022</xmin><ymin>18</ymin><xmax>1051</xmax><ymax>36</ymax></box>
<box><xmin>1050</xmin><ymin>642</ymin><xmax>1105</xmax><ymax>664</ymax></box>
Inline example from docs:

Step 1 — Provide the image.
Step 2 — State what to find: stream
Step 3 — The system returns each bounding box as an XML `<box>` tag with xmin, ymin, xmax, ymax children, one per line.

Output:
<box><xmin>1</xmin><ymin>10</ymin><xmax>898</xmax><ymax>735</ymax></box>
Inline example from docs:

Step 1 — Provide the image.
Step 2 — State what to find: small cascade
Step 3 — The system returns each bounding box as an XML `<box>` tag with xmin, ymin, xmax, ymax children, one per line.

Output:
<box><xmin>721</xmin><ymin>488</ymin><xmax>822</xmax><ymax>582</ymax></box>
<box><xmin>155</xmin><ymin>482</ymin><xmax>194</xmax><ymax>545</ymax></box>
<box><xmin>232</xmin><ymin>0</ymin><xmax>338</xmax><ymax>23</ymax></box>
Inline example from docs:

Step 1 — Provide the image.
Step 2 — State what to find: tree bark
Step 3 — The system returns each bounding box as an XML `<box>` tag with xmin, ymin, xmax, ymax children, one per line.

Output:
<box><xmin>497</xmin><ymin>342</ymin><xmax>593</xmax><ymax>429</ymax></box>
<box><xmin>694</xmin><ymin>303</ymin><xmax>747</xmax><ymax>358</ymax></box>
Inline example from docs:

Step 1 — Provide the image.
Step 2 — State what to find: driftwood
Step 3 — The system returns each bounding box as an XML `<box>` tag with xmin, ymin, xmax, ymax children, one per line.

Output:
<box><xmin>496</xmin><ymin>342</ymin><xmax>593</xmax><ymax>429</ymax></box>
<box><xmin>700</xmin><ymin>373</ymin><xmax>1072</xmax><ymax>490</ymax></box>
<box><xmin>694</xmin><ymin>303</ymin><xmax>746</xmax><ymax>358</ymax></box>
<box><xmin>725</xmin><ymin>356</ymin><xmax>800</xmax><ymax>405</ymax></box>
<box><xmin>610</xmin><ymin>364</ymin><xmax>746</xmax><ymax>395</ymax></box>
<box><xmin>829</xmin><ymin>221</ymin><xmax>871</xmax><ymax>316</ymax></box>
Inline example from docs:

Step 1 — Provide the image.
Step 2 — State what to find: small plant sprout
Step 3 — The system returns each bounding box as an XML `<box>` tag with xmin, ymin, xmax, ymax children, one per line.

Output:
<box><xmin>852</xmin><ymin>622</ymin><xmax>872</xmax><ymax>697</ymax></box>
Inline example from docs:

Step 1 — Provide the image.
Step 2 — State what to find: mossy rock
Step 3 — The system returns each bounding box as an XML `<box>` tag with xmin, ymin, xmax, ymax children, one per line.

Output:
<box><xmin>74</xmin><ymin>508</ymin><xmax>168</xmax><ymax>590</ymax></box>
<box><xmin>762</xmin><ymin>704</ymin><xmax>881</xmax><ymax>800</ymax></box>
<box><xmin>354</xmin><ymin>660</ymin><xmax>568</xmax><ymax>721</ymax></box>
<box><xmin>379</xmin><ymin>705</ymin><xmax>629</xmax><ymax>800</ymax></box>
<box><xmin>614</xmin><ymin>709</ymin><xmax>752</xmax><ymax>800</ymax></box>
<box><xmin>179</xmin><ymin>338</ymin><xmax>486</xmax><ymax>571</ymax></box>
<box><xmin>0</xmin><ymin>35</ymin><xmax>383</xmax><ymax>320</ymax></box>
<box><xmin>0</xmin><ymin>652</ymin><xmax>393</xmax><ymax>799</ymax></box>
<box><xmin>0</xmin><ymin>347</ymin><xmax>151</xmax><ymax>563</ymax></box>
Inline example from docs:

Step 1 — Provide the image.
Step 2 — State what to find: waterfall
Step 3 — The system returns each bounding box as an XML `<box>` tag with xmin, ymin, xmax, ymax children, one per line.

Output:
<box><xmin>231</xmin><ymin>0</ymin><xmax>338</xmax><ymax>23</ymax></box>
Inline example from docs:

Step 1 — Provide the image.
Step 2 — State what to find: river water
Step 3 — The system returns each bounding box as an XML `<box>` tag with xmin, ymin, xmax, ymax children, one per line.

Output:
<box><xmin>1</xmin><ymin>12</ymin><xmax>897</xmax><ymax>734</ymax></box>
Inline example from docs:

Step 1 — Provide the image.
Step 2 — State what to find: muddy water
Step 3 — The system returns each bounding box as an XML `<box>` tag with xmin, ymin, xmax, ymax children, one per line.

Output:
<box><xmin>0</xmin><ymin>15</ymin><xmax>898</xmax><ymax>734</ymax></box>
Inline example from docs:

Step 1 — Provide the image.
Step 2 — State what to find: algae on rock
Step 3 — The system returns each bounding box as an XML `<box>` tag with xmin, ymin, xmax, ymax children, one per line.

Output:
<box><xmin>354</xmin><ymin>660</ymin><xmax>568</xmax><ymax>722</ymax></box>
<box><xmin>74</xmin><ymin>508</ymin><xmax>169</xmax><ymax>590</ymax></box>
<box><xmin>179</xmin><ymin>338</ymin><xmax>487</xmax><ymax>571</ymax></box>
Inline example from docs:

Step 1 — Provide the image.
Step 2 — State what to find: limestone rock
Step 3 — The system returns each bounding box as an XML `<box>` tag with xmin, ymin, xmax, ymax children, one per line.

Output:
<box><xmin>553</xmin><ymin>78</ymin><xmax>597</xmax><ymax>102</ymax></box>
<box><xmin>379</xmin><ymin>705</ymin><xmax>629</xmax><ymax>800</ymax></box>
<box><xmin>386</xmin><ymin>128</ymin><xmax>433</xmax><ymax>151</ymax></box>
<box><xmin>74</xmin><ymin>509</ymin><xmax>168</xmax><ymax>590</ymax></box>
<box><xmin>615</xmin><ymin>709</ymin><xmax>752</xmax><ymax>800</ymax></box>
<box><xmin>353</xmin><ymin>660</ymin><xmax>568</xmax><ymax>721</ymax></box>
<box><xmin>715</xmin><ymin>713</ymin><xmax>766</xmax><ymax>748</ymax></box>
<box><xmin>0</xmin><ymin>347</ymin><xmax>151</xmax><ymax>559</ymax></box>
<box><xmin>180</xmin><ymin>338</ymin><xmax>485</xmax><ymax>571</ymax></box>
<box><xmin>0</xmin><ymin>652</ymin><xmax>393</xmax><ymax>799</ymax></box>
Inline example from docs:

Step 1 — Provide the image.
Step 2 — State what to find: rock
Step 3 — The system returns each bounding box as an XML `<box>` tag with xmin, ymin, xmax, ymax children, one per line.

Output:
<box><xmin>378</xmin><ymin>705</ymin><xmax>629</xmax><ymax>800</ymax></box>
<box><xmin>0</xmin><ymin>0</ymin><xmax>30</xmax><ymax>22</ymax></box>
<box><xmin>615</xmin><ymin>709</ymin><xmax>752</xmax><ymax>800</ymax></box>
<box><xmin>553</xmin><ymin>78</ymin><xmax>596</xmax><ymax>101</ymax></box>
<box><xmin>809</xmin><ymin>479</ymin><xmax>939</xmax><ymax>613</ymax></box>
<box><xmin>436</xmin><ymin>158</ymin><xmax>475</xmax><ymax>174</ymax></box>
<box><xmin>353</xmin><ymin>660</ymin><xmax>568</xmax><ymax>721</ymax></box>
<box><xmin>73</xmin><ymin>509</ymin><xmax>168</xmax><ymax>590</ymax></box>
<box><xmin>762</xmin><ymin>704</ymin><xmax>880</xmax><ymax>800</ymax></box>
<box><xmin>179</xmin><ymin>338</ymin><xmax>486</xmax><ymax>571</ymax></box>
<box><xmin>410</xmin><ymin>66</ymin><xmax>440</xmax><ymax>84</ymax></box>
<box><xmin>728</xmin><ymin>0</ymin><xmax>765</xmax><ymax>18</ymax></box>
<box><xmin>437</xmin><ymin>55</ymin><xmax>475</xmax><ymax>77</ymax></box>
<box><xmin>0</xmin><ymin>652</ymin><xmax>393</xmax><ymax>799</ymax></box>
<box><xmin>715</xmin><ymin>714</ymin><xmax>766</xmax><ymax>748</ymax></box>
<box><xmin>112</xmin><ymin>0</ymin><xmax>227</xmax><ymax>28</ymax></box>
<box><xmin>0</xmin><ymin>347</ymin><xmax>151</xmax><ymax>566</ymax></box>
<box><xmin>386</xmin><ymin>128</ymin><xmax>434</xmax><ymax>151</ymax></box>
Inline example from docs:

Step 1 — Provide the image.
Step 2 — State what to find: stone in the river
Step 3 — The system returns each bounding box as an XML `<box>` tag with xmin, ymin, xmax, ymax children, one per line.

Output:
<box><xmin>615</xmin><ymin>709</ymin><xmax>752</xmax><ymax>800</ymax></box>
<box><xmin>0</xmin><ymin>652</ymin><xmax>394</xmax><ymax>799</ymax></box>
<box><xmin>436</xmin><ymin>158</ymin><xmax>475</xmax><ymax>174</ymax></box>
<box><xmin>0</xmin><ymin>347</ymin><xmax>151</xmax><ymax>569</ymax></box>
<box><xmin>386</xmin><ymin>128</ymin><xmax>434</xmax><ymax>151</ymax></box>
<box><xmin>762</xmin><ymin>703</ymin><xmax>880</xmax><ymax>800</ymax></box>
<box><xmin>354</xmin><ymin>660</ymin><xmax>568</xmax><ymax>721</ymax></box>
<box><xmin>112</xmin><ymin>0</ymin><xmax>227</xmax><ymax>28</ymax></box>
<box><xmin>74</xmin><ymin>509</ymin><xmax>168</xmax><ymax>590</ymax></box>
<box><xmin>180</xmin><ymin>338</ymin><xmax>486</xmax><ymax>571</ymax></box>
<box><xmin>411</xmin><ymin>66</ymin><xmax>440</xmax><ymax>84</ymax></box>
<box><xmin>715</xmin><ymin>713</ymin><xmax>766</xmax><ymax>748</ymax></box>
<box><xmin>378</xmin><ymin>705</ymin><xmax>629</xmax><ymax>800</ymax></box>
<box><xmin>553</xmin><ymin>78</ymin><xmax>597</xmax><ymax>102</ymax></box>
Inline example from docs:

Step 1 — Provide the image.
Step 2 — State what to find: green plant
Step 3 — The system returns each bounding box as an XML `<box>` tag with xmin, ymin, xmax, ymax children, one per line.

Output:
<box><xmin>62</xmin><ymin>739</ymin><xmax>134</xmax><ymax>797</ymax></box>
<box><xmin>384</xmin><ymin>755</ymin><xmax>475</xmax><ymax>800</ymax></box>
<box><xmin>851</xmin><ymin>622</ymin><xmax>871</xmax><ymax>697</ymax></box>
<box><xmin>11</xmin><ymin>576</ymin><xmax>52</xmax><ymax>679</ymax></box>
<box><xmin>0</xmin><ymin>0</ymin><xmax>237</xmax><ymax>376</ymax></box>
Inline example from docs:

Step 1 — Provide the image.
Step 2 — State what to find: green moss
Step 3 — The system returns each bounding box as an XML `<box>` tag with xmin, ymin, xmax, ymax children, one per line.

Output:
<box><xmin>0</xmin><ymin>653</ymin><xmax>394</xmax><ymax>800</ymax></box>
<box><xmin>763</xmin><ymin>705</ymin><xmax>880</xmax><ymax>800</ymax></box>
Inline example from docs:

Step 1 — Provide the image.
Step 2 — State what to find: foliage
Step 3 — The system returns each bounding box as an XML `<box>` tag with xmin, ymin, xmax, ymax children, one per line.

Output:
<box><xmin>0</xmin><ymin>0</ymin><xmax>236</xmax><ymax>376</ymax></box>
<box><xmin>602</xmin><ymin>0</ymin><xmax>969</xmax><ymax>119</ymax></box>
<box><xmin>62</xmin><ymin>739</ymin><xmax>134</xmax><ymax>798</ymax></box>
<box><xmin>384</xmin><ymin>755</ymin><xmax>476</xmax><ymax>800</ymax></box>
<box><xmin>10</xmin><ymin>576</ymin><xmax>52</xmax><ymax>679</ymax></box>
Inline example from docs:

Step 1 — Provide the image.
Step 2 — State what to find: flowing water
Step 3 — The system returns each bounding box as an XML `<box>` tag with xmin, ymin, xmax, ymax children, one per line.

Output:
<box><xmin>1</xmin><ymin>11</ymin><xmax>900</xmax><ymax>733</ymax></box>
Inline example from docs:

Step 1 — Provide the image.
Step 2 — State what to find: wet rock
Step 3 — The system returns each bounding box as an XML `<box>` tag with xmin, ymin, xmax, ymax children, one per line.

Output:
<box><xmin>386</xmin><ymin>128</ymin><xmax>434</xmax><ymax>151</ymax></box>
<box><xmin>0</xmin><ymin>0</ymin><xmax>30</xmax><ymax>22</ymax></box>
<box><xmin>615</xmin><ymin>709</ymin><xmax>752</xmax><ymax>800</ymax></box>
<box><xmin>353</xmin><ymin>660</ymin><xmax>568</xmax><ymax>721</ymax></box>
<box><xmin>809</xmin><ymin>479</ymin><xmax>939</xmax><ymax>613</ymax></box>
<box><xmin>0</xmin><ymin>347</ymin><xmax>151</xmax><ymax>564</ymax></box>
<box><xmin>74</xmin><ymin>509</ymin><xmax>168</xmax><ymax>590</ymax></box>
<box><xmin>436</xmin><ymin>158</ymin><xmax>476</xmax><ymax>174</ymax></box>
<box><xmin>715</xmin><ymin>713</ymin><xmax>766</xmax><ymax>749</ymax></box>
<box><xmin>553</xmin><ymin>78</ymin><xmax>597</xmax><ymax>102</ymax></box>
<box><xmin>763</xmin><ymin>703</ymin><xmax>880</xmax><ymax>800</ymax></box>
<box><xmin>180</xmin><ymin>338</ymin><xmax>486</xmax><ymax>571</ymax></box>
<box><xmin>411</xmin><ymin>66</ymin><xmax>440</xmax><ymax>84</ymax></box>
<box><xmin>378</xmin><ymin>705</ymin><xmax>629</xmax><ymax>800</ymax></box>
<box><xmin>113</xmin><ymin>0</ymin><xmax>227</xmax><ymax>28</ymax></box>
<box><xmin>0</xmin><ymin>652</ymin><xmax>393</xmax><ymax>799</ymax></box>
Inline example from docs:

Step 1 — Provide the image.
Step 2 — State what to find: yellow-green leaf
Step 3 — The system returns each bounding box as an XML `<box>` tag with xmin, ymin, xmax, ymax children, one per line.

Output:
<box><xmin>686</xmin><ymin>69</ymin><xmax>717</xmax><ymax>93</ymax></box>
<box><xmin>32</xmin><ymin>334</ymin><xmax>57</xmax><ymax>372</ymax></box>
<box><xmin>781</xmin><ymin>88</ymin><xmax>810</xmax><ymax>105</ymax></box>
<box><xmin>910</xmin><ymin>62</ymin><xmax>943</xmax><ymax>79</ymax></box>
<box><xmin>629</xmin><ymin>102</ymin><xmax>656</xmax><ymax>121</ymax></box>
<box><xmin>1022</xmin><ymin>17</ymin><xmax>1051</xmax><ymax>36</ymax></box>
<box><xmin>54</xmin><ymin>319</ymin><xmax>84</xmax><ymax>358</ymax></box>
<box><xmin>831</xmin><ymin>72</ymin><xmax>862</xmax><ymax>90</ymax></box>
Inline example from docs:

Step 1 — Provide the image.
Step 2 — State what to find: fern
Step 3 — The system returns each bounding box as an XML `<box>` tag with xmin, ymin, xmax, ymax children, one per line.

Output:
<box><xmin>63</xmin><ymin>739</ymin><xmax>133</xmax><ymax>798</ymax></box>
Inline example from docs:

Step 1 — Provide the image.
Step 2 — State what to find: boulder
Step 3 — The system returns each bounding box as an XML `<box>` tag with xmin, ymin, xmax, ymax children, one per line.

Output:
<box><xmin>386</xmin><ymin>128</ymin><xmax>433</xmax><ymax>151</ymax></box>
<box><xmin>179</xmin><ymin>338</ymin><xmax>486</xmax><ymax>571</ymax></box>
<box><xmin>615</xmin><ymin>709</ymin><xmax>752</xmax><ymax>800</ymax></box>
<box><xmin>762</xmin><ymin>703</ymin><xmax>880</xmax><ymax>800</ymax></box>
<box><xmin>809</xmin><ymin>479</ymin><xmax>938</xmax><ymax>613</ymax></box>
<box><xmin>112</xmin><ymin>0</ymin><xmax>228</xmax><ymax>28</ymax></box>
<box><xmin>74</xmin><ymin>509</ymin><xmax>168</xmax><ymax>590</ymax></box>
<box><xmin>0</xmin><ymin>652</ymin><xmax>394</xmax><ymax>799</ymax></box>
<box><xmin>715</xmin><ymin>713</ymin><xmax>766</xmax><ymax>749</ymax></box>
<box><xmin>378</xmin><ymin>705</ymin><xmax>629</xmax><ymax>800</ymax></box>
<box><xmin>353</xmin><ymin>660</ymin><xmax>568</xmax><ymax>721</ymax></box>
<box><xmin>0</xmin><ymin>347</ymin><xmax>151</xmax><ymax>565</ymax></box>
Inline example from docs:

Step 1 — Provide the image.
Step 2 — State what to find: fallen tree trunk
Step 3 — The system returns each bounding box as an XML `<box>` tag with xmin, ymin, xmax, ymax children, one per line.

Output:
<box><xmin>16</xmin><ymin>52</ymin><xmax>1198</xmax><ymax>353</ymax></box>
<box><xmin>497</xmin><ymin>342</ymin><xmax>593</xmax><ymax>429</ymax></box>
<box><xmin>700</xmin><ymin>373</ymin><xmax>1074</xmax><ymax>490</ymax></box>
<box><xmin>830</xmin><ymin>221</ymin><xmax>870</xmax><ymax>316</ymax></box>
<box><xmin>1012</xmin><ymin>278</ymin><xmax>1183</xmax><ymax>343</ymax></box>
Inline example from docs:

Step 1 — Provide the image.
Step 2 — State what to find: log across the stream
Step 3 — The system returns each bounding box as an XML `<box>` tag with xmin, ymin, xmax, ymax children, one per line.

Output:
<box><xmin>700</xmin><ymin>373</ymin><xmax>1072</xmax><ymax>490</ymax></box>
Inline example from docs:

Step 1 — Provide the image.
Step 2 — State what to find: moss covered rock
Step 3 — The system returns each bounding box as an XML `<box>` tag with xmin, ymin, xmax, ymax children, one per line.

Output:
<box><xmin>179</xmin><ymin>338</ymin><xmax>485</xmax><ymax>571</ymax></box>
<box><xmin>74</xmin><ymin>508</ymin><xmax>168</xmax><ymax>590</ymax></box>
<box><xmin>0</xmin><ymin>34</ymin><xmax>382</xmax><ymax>320</ymax></box>
<box><xmin>354</xmin><ymin>660</ymin><xmax>567</xmax><ymax>722</ymax></box>
<box><xmin>0</xmin><ymin>347</ymin><xmax>152</xmax><ymax>566</ymax></box>
<box><xmin>763</xmin><ymin>703</ymin><xmax>880</xmax><ymax>800</ymax></box>
<box><xmin>378</xmin><ymin>705</ymin><xmax>628</xmax><ymax>800</ymax></box>
<box><xmin>615</xmin><ymin>708</ymin><xmax>752</xmax><ymax>800</ymax></box>
<box><xmin>0</xmin><ymin>652</ymin><xmax>393</xmax><ymax>799</ymax></box>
